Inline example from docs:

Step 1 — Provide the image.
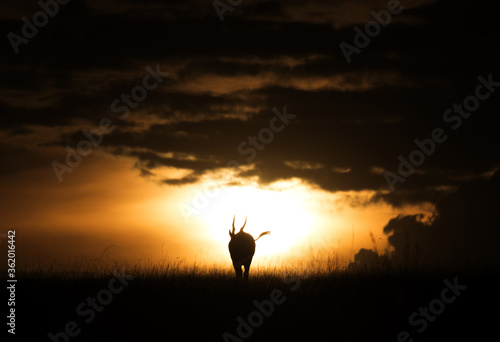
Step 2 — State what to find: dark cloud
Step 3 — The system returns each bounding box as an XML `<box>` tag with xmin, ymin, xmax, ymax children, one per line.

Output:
<box><xmin>1</xmin><ymin>0</ymin><xmax>499</xmax><ymax>207</ymax></box>
<box><xmin>0</xmin><ymin>142</ymin><xmax>49</xmax><ymax>175</ymax></box>
<box><xmin>349</xmin><ymin>171</ymin><xmax>500</xmax><ymax>270</ymax></box>
<box><xmin>383</xmin><ymin>171</ymin><xmax>500</xmax><ymax>267</ymax></box>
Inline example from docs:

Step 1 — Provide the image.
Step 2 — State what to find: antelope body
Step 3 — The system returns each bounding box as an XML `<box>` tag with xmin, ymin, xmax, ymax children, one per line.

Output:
<box><xmin>228</xmin><ymin>216</ymin><xmax>270</xmax><ymax>279</ymax></box>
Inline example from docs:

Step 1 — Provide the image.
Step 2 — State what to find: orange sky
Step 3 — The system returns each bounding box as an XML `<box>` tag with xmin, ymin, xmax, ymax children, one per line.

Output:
<box><xmin>1</xmin><ymin>0</ymin><xmax>496</xmax><ymax>273</ymax></box>
<box><xmin>0</xmin><ymin>148</ymin><xmax>433</xmax><ymax>271</ymax></box>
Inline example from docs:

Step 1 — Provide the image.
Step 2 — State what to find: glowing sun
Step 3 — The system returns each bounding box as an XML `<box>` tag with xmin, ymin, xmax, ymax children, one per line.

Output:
<box><xmin>196</xmin><ymin>179</ymin><xmax>319</xmax><ymax>257</ymax></box>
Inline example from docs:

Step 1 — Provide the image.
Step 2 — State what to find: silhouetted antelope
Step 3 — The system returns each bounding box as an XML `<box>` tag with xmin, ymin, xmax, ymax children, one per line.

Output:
<box><xmin>228</xmin><ymin>215</ymin><xmax>270</xmax><ymax>279</ymax></box>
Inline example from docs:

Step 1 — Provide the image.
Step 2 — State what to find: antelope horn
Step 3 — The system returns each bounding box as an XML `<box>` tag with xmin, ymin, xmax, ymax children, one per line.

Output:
<box><xmin>232</xmin><ymin>215</ymin><xmax>236</xmax><ymax>234</ymax></box>
<box><xmin>240</xmin><ymin>216</ymin><xmax>247</xmax><ymax>232</ymax></box>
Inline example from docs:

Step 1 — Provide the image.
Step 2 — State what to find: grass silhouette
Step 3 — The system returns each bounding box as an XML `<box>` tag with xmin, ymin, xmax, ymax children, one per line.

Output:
<box><xmin>7</xmin><ymin>247</ymin><xmax>499</xmax><ymax>341</ymax></box>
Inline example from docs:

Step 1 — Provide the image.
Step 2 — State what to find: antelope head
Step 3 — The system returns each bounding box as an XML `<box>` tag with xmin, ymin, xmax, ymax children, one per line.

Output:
<box><xmin>229</xmin><ymin>215</ymin><xmax>247</xmax><ymax>239</ymax></box>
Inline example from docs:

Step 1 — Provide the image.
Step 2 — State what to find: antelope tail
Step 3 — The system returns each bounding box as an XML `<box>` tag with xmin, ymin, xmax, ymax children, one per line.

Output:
<box><xmin>254</xmin><ymin>231</ymin><xmax>271</xmax><ymax>241</ymax></box>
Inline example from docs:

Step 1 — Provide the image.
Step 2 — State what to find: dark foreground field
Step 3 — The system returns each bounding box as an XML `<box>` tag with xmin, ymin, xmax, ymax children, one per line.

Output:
<box><xmin>8</xmin><ymin>265</ymin><xmax>500</xmax><ymax>342</ymax></box>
